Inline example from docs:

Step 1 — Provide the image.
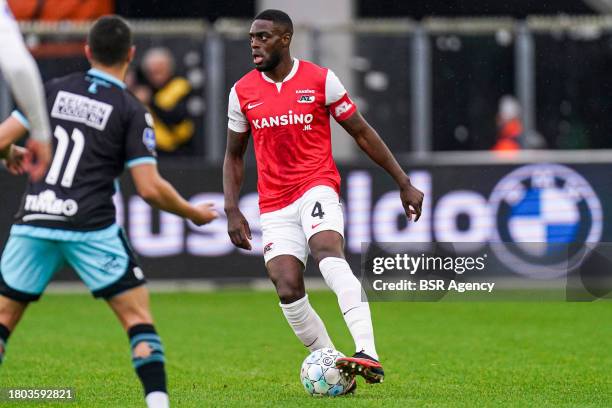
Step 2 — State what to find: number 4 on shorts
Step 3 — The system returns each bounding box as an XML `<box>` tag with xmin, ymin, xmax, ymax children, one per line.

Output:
<box><xmin>311</xmin><ymin>201</ymin><xmax>325</xmax><ymax>219</ymax></box>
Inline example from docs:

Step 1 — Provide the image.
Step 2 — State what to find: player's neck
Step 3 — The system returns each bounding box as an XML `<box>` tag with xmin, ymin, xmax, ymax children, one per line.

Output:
<box><xmin>264</xmin><ymin>55</ymin><xmax>294</xmax><ymax>83</ymax></box>
<box><xmin>89</xmin><ymin>63</ymin><xmax>127</xmax><ymax>84</ymax></box>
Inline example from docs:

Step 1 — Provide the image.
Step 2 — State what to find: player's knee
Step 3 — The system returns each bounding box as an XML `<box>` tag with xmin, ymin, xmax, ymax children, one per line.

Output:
<box><xmin>312</xmin><ymin>249</ymin><xmax>344</xmax><ymax>265</ymax></box>
<box><xmin>275</xmin><ymin>281</ymin><xmax>305</xmax><ymax>304</ymax></box>
<box><xmin>309</xmin><ymin>237</ymin><xmax>344</xmax><ymax>265</ymax></box>
<box><xmin>266</xmin><ymin>256</ymin><xmax>305</xmax><ymax>303</ymax></box>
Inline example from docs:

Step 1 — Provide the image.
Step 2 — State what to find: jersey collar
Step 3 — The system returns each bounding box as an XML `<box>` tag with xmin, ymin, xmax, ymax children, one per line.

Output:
<box><xmin>261</xmin><ymin>58</ymin><xmax>300</xmax><ymax>85</ymax></box>
<box><xmin>87</xmin><ymin>68</ymin><xmax>126</xmax><ymax>89</ymax></box>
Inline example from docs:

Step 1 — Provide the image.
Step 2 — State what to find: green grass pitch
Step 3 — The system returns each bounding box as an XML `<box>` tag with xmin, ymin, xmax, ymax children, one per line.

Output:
<box><xmin>2</xmin><ymin>291</ymin><xmax>612</xmax><ymax>407</ymax></box>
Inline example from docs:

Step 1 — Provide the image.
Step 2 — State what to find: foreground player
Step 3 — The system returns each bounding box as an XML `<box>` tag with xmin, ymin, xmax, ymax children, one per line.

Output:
<box><xmin>0</xmin><ymin>0</ymin><xmax>51</xmax><ymax>180</ymax></box>
<box><xmin>223</xmin><ymin>10</ymin><xmax>424</xmax><ymax>386</ymax></box>
<box><xmin>0</xmin><ymin>16</ymin><xmax>217</xmax><ymax>408</ymax></box>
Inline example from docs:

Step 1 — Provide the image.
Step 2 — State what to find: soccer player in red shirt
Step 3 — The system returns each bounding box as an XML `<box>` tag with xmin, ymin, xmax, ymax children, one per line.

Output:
<box><xmin>223</xmin><ymin>9</ymin><xmax>424</xmax><ymax>387</ymax></box>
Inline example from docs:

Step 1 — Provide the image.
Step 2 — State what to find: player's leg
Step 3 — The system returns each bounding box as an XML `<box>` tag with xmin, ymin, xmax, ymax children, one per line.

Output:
<box><xmin>302</xmin><ymin>186</ymin><xmax>383</xmax><ymax>383</ymax></box>
<box><xmin>0</xmin><ymin>234</ymin><xmax>63</xmax><ymax>365</ymax></box>
<box><xmin>61</xmin><ymin>227</ymin><xmax>168</xmax><ymax>408</ymax></box>
<box><xmin>267</xmin><ymin>255</ymin><xmax>334</xmax><ymax>351</ymax></box>
<box><xmin>262</xmin><ymin>205</ymin><xmax>334</xmax><ymax>351</ymax></box>
<box><xmin>107</xmin><ymin>287</ymin><xmax>168</xmax><ymax>408</ymax></box>
<box><xmin>309</xmin><ymin>231</ymin><xmax>383</xmax><ymax>383</ymax></box>
<box><xmin>309</xmin><ymin>232</ymin><xmax>378</xmax><ymax>359</ymax></box>
<box><xmin>0</xmin><ymin>296</ymin><xmax>27</xmax><ymax>365</ymax></box>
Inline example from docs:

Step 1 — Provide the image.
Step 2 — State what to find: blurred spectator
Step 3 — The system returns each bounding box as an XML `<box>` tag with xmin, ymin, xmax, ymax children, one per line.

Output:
<box><xmin>492</xmin><ymin>95</ymin><xmax>523</xmax><ymax>151</ymax></box>
<box><xmin>8</xmin><ymin>0</ymin><xmax>112</xmax><ymax>20</ymax></box>
<box><xmin>131</xmin><ymin>47</ymin><xmax>195</xmax><ymax>154</ymax></box>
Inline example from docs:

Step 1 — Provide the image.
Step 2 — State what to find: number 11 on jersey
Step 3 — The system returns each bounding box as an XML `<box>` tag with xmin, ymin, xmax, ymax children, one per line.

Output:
<box><xmin>45</xmin><ymin>125</ymin><xmax>85</xmax><ymax>188</ymax></box>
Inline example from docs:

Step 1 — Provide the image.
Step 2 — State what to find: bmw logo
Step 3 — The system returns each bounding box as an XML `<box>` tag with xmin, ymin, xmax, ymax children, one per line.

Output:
<box><xmin>489</xmin><ymin>164</ymin><xmax>602</xmax><ymax>278</ymax></box>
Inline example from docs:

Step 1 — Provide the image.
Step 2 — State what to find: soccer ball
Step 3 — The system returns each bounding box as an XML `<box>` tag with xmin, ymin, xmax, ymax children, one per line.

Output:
<box><xmin>300</xmin><ymin>348</ymin><xmax>352</xmax><ymax>396</ymax></box>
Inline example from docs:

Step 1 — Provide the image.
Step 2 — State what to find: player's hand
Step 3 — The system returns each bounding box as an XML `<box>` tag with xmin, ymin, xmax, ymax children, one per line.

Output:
<box><xmin>23</xmin><ymin>138</ymin><xmax>52</xmax><ymax>182</ymax></box>
<box><xmin>400</xmin><ymin>183</ymin><xmax>424</xmax><ymax>222</ymax></box>
<box><xmin>190</xmin><ymin>203</ymin><xmax>219</xmax><ymax>226</ymax></box>
<box><xmin>2</xmin><ymin>145</ymin><xmax>28</xmax><ymax>176</ymax></box>
<box><xmin>226</xmin><ymin>207</ymin><xmax>252</xmax><ymax>250</ymax></box>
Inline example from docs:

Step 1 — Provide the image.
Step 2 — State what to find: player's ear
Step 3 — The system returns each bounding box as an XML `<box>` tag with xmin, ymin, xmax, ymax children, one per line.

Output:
<box><xmin>282</xmin><ymin>32</ymin><xmax>292</xmax><ymax>46</ymax></box>
<box><xmin>84</xmin><ymin>44</ymin><xmax>93</xmax><ymax>61</ymax></box>
<box><xmin>127</xmin><ymin>46</ymin><xmax>136</xmax><ymax>64</ymax></box>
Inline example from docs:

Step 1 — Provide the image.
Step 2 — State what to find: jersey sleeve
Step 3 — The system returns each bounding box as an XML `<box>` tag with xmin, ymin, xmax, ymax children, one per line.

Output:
<box><xmin>125</xmin><ymin>104</ymin><xmax>158</xmax><ymax>168</ymax></box>
<box><xmin>0</xmin><ymin>5</ymin><xmax>51</xmax><ymax>142</ymax></box>
<box><xmin>325</xmin><ymin>69</ymin><xmax>357</xmax><ymax>122</ymax></box>
<box><xmin>9</xmin><ymin>111</ymin><xmax>31</xmax><ymax>138</ymax></box>
<box><xmin>227</xmin><ymin>86</ymin><xmax>249</xmax><ymax>133</ymax></box>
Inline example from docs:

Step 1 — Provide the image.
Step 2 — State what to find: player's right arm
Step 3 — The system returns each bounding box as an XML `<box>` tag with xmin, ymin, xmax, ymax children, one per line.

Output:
<box><xmin>130</xmin><ymin>163</ymin><xmax>218</xmax><ymax>226</ymax></box>
<box><xmin>223</xmin><ymin>85</ymin><xmax>252</xmax><ymax>250</ymax></box>
<box><xmin>223</xmin><ymin>128</ymin><xmax>252</xmax><ymax>250</ymax></box>
<box><xmin>0</xmin><ymin>5</ymin><xmax>51</xmax><ymax>176</ymax></box>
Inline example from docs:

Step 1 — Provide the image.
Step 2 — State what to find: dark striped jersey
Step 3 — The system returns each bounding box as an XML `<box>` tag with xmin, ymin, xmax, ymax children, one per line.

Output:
<box><xmin>13</xmin><ymin>68</ymin><xmax>157</xmax><ymax>231</ymax></box>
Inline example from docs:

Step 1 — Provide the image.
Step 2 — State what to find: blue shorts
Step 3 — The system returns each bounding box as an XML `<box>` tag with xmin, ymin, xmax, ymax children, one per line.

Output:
<box><xmin>0</xmin><ymin>224</ymin><xmax>146</xmax><ymax>302</ymax></box>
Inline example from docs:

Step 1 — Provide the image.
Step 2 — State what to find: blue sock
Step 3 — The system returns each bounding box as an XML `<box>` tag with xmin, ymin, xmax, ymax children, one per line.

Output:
<box><xmin>128</xmin><ymin>324</ymin><xmax>167</xmax><ymax>395</ymax></box>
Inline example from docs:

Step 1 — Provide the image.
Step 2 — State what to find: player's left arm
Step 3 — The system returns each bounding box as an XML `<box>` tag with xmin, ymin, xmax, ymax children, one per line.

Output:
<box><xmin>326</xmin><ymin>69</ymin><xmax>423</xmax><ymax>220</ymax></box>
<box><xmin>129</xmin><ymin>163</ymin><xmax>218</xmax><ymax>226</ymax></box>
<box><xmin>124</xmin><ymin>104</ymin><xmax>217</xmax><ymax>225</ymax></box>
<box><xmin>338</xmin><ymin>110</ymin><xmax>424</xmax><ymax>221</ymax></box>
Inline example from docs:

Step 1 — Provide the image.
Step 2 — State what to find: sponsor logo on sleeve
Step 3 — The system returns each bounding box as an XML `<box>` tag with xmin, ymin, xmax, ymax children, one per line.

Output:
<box><xmin>145</xmin><ymin>113</ymin><xmax>155</xmax><ymax>127</ymax></box>
<box><xmin>334</xmin><ymin>101</ymin><xmax>353</xmax><ymax>117</ymax></box>
<box><xmin>143</xmin><ymin>128</ymin><xmax>156</xmax><ymax>152</ymax></box>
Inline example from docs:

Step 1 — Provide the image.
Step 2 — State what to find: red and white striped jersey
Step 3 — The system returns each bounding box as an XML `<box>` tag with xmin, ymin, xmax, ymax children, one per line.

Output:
<box><xmin>228</xmin><ymin>58</ymin><xmax>357</xmax><ymax>213</ymax></box>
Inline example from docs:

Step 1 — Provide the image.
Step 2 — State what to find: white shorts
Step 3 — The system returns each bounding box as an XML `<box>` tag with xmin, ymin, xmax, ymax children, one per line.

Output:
<box><xmin>261</xmin><ymin>185</ymin><xmax>344</xmax><ymax>265</ymax></box>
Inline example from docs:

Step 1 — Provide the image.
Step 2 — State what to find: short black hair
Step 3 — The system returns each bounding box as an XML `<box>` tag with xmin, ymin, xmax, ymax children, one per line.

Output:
<box><xmin>88</xmin><ymin>15</ymin><xmax>132</xmax><ymax>66</ymax></box>
<box><xmin>254</xmin><ymin>9</ymin><xmax>293</xmax><ymax>34</ymax></box>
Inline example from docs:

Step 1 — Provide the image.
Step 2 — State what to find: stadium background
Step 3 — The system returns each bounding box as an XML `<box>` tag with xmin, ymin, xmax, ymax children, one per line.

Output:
<box><xmin>3</xmin><ymin>0</ymin><xmax>612</xmax><ymax>287</ymax></box>
<box><xmin>2</xmin><ymin>2</ymin><xmax>612</xmax><ymax>407</ymax></box>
